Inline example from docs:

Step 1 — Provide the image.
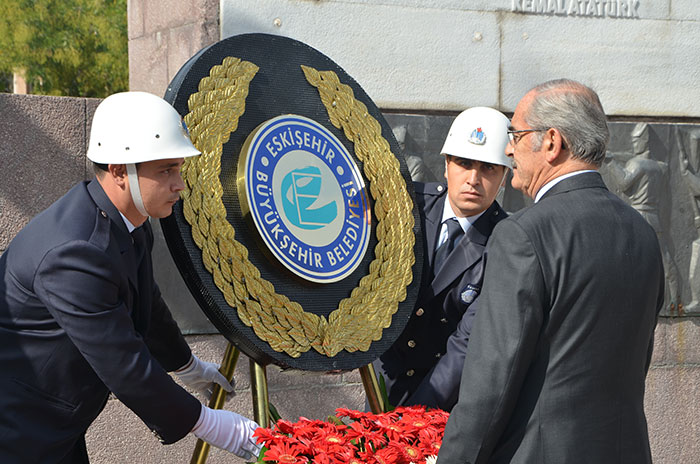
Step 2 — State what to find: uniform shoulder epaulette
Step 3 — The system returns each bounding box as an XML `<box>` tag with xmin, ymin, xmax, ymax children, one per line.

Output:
<box><xmin>414</xmin><ymin>181</ymin><xmax>446</xmax><ymax>197</ymax></box>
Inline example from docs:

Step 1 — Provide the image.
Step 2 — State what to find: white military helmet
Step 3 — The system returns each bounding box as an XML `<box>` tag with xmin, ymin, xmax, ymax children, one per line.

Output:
<box><xmin>440</xmin><ymin>107</ymin><xmax>511</xmax><ymax>168</ymax></box>
<box><xmin>86</xmin><ymin>91</ymin><xmax>200</xmax><ymax>217</ymax></box>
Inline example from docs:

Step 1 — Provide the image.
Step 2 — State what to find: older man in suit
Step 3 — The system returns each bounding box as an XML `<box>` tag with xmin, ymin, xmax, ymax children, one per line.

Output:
<box><xmin>437</xmin><ymin>79</ymin><xmax>664</xmax><ymax>464</ymax></box>
<box><xmin>375</xmin><ymin>107</ymin><xmax>510</xmax><ymax>411</ymax></box>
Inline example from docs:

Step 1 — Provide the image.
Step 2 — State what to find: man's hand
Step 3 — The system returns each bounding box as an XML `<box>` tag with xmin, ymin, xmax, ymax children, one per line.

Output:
<box><xmin>175</xmin><ymin>354</ymin><xmax>234</xmax><ymax>398</ymax></box>
<box><xmin>192</xmin><ymin>406</ymin><xmax>262</xmax><ymax>460</ymax></box>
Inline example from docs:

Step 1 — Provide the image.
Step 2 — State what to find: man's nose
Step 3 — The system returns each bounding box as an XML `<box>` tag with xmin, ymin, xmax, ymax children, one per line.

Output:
<box><xmin>505</xmin><ymin>144</ymin><xmax>514</xmax><ymax>158</ymax></box>
<box><xmin>173</xmin><ymin>174</ymin><xmax>185</xmax><ymax>191</ymax></box>
<box><xmin>466</xmin><ymin>168</ymin><xmax>480</xmax><ymax>185</ymax></box>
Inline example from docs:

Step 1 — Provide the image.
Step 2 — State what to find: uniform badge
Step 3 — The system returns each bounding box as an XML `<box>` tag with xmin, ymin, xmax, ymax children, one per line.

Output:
<box><xmin>468</xmin><ymin>127</ymin><xmax>486</xmax><ymax>145</ymax></box>
<box><xmin>461</xmin><ymin>284</ymin><xmax>480</xmax><ymax>304</ymax></box>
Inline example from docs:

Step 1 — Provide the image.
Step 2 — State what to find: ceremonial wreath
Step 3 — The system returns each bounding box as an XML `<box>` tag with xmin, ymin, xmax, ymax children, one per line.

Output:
<box><xmin>253</xmin><ymin>405</ymin><xmax>448</xmax><ymax>464</ymax></box>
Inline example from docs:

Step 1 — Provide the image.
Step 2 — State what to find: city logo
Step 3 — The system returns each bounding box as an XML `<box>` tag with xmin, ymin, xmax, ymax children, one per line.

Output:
<box><xmin>281</xmin><ymin>166</ymin><xmax>337</xmax><ymax>230</ymax></box>
<box><xmin>468</xmin><ymin>127</ymin><xmax>486</xmax><ymax>145</ymax></box>
<box><xmin>239</xmin><ymin>114</ymin><xmax>371</xmax><ymax>283</ymax></box>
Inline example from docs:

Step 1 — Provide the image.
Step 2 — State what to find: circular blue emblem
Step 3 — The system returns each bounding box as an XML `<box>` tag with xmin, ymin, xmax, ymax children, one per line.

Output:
<box><xmin>240</xmin><ymin>115</ymin><xmax>371</xmax><ymax>283</ymax></box>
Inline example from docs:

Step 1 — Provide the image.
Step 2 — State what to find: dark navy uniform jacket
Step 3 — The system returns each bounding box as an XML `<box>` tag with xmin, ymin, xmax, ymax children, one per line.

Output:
<box><xmin>0</xmin><ymin>180</ymin><xmax>201</xmax><ymax>463</ymax></box>
<box><xmin>374</xmin><ymin>182</ymin><xmax>506</xmax><ymax>411</ymax></box>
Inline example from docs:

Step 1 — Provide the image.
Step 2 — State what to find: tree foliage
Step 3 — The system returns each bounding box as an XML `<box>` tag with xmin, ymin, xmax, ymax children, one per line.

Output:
<box><xmin>0</xmin><ymin>0</ymin><xmax>128</xmax><ymax>97</ymax></box>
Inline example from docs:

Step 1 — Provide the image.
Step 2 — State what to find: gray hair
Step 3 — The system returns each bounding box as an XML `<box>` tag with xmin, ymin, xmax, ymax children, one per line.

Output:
<box><xmin>525</xmin><ymin>79</ymin><xmax>609</xmax><ymax>167</ymax></box>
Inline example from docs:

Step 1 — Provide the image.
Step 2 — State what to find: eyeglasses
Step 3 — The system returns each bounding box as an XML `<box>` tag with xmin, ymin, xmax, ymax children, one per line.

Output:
<box><xmin>507</xmin><ymin>129</ymin><xmax>545</xmax><ymax>145</ymax></box>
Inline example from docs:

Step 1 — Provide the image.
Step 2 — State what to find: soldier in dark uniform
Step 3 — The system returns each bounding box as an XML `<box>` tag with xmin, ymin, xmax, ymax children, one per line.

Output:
<box><xmin>374</xmin><ymin>107</ymin><xmax>511</xmax><ymax>411</ymax></box>
<box><xmin>0</xmin><ymin>92</ymin><xmax>260</xmax><ymax>462</ymax></box>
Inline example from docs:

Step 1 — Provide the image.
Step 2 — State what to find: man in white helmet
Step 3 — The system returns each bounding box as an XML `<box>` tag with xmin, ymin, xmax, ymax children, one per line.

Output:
<box><xmin>374</xmin><ymin>107</ymin><xmax>511</xmax><ymax>412</ymax></box>
<box><xmin>0</xmin><ymin>92</ymin><xmax>260</xmax><ymax>462</ymax></box>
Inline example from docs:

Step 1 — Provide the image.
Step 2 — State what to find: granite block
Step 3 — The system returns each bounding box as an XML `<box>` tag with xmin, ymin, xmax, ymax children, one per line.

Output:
<box><xmin>269</xmin><ymin>384</ymin><xmax>366</xmax><ymax>422</ymax></box>
<box><xmin>650</xmin><ymin>319</ymin><xmax>668</xmax><ymax>366</ymax></box>
<box><xmin>142</xmin><ymin>0</ymin><xmax>210</xmax><ymax>35</ymax></box>
<box><xmin>86</xmin><ymin>392</ymin><xmax>252</xmax><ymax>464</ymax></box>
<box><xmin>664</xmin><ymin>318</ymin><xmax>700</xmax><ymax>365</ymax></box>
<box><xmin>128</xmin><ymin>34</ymin><xmax>169</xmax><ymax>95</ymax></box>
<box><xmin>0</xmin><ymin>94</ymin><xmax>91</xmax><ymax>249</ymax></box>
<box><xmin>166</xmin><ymin>22</ymin><xmax>215</xmax><ymax>85</ymax></box>
<box><xmin>127</xmin><ymin>0</ymin><xmax>144</xmax><ymax>39</ymax></box>
<box><xmin>645</xmin><ymin>366</ymin><xmax>700</xmax><ymax>464</ymax></box>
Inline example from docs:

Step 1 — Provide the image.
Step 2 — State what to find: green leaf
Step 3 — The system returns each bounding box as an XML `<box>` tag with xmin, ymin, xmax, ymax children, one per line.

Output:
<box><xmin>378</xmin><ymin>373</ymin><xmax>395</xmax><ymax>412</ymax></box>
<box><xmin>268</xmin><ymin>401</ymin><xmax>282</xmax><ymax>423</ymax></box>
<box><xmin>254</xmin><ymin>445</ymin><xmax>268</xmax><ymax>463</ymax></box>
<box><xmin>326</xmin><ymin>415</ymin><xmax>345</xmax><ymax>426</ymax></box>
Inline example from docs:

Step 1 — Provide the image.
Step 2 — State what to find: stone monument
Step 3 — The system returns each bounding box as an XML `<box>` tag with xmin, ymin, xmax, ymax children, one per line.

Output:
<box><xmin>676</xmin><ymin>127</ymin><xmax>700</xmax><ymax>314</ymax></box>
<box><xmin>605</xmin><ymin>123</ymin><xmax>681</xmax><ymax>311</ymax></box>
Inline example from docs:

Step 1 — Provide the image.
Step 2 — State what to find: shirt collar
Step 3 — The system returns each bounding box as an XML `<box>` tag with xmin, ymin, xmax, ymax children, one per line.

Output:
<box><xmin>120</xmin><ymin>212</ymin><xmax>137</xmax><ymax>233</ymax></box>
<box><xmin>441</xmin><ymin>197</ymin><xmax>485</xmax><ymax>233</ymax></box>
<box><xmin>534</xmin><ymin>170</ymin><xmax>597</xmax><ymax>203</ymax></box>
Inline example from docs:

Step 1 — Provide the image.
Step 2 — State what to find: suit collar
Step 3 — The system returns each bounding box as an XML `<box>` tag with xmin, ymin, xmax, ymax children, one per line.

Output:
<box><xmin>424</xmin><ymin>189</ymin><xmax>445</xmax><ymax>260</ymax></box>
<box><xmin>87</xmin><ymin>179</ymin><xmax>136</xmax><ymax>256</ymax></box>
<box><xmin>424</xmin><ymin>184</ymin><xmax>495</xmax><ymax>251</ymax></box>
<box><xmin>87</xmin><ymin>179</ymin><xmax>146</xmax><ymax>302</ymax></box>
<box><xmin>465</xmin><ymin>201</ymin><xmax>502</xmax><ymax>246</ymax></box>
<box><xmin>431</xmin><ymin>201</ymin><xmax>504</xmax><ymax>296</ymax></box>
<box><xmin>539</xmin><ymin>171</ymin><xmax>607</xmax><ymax>201</ymax></box>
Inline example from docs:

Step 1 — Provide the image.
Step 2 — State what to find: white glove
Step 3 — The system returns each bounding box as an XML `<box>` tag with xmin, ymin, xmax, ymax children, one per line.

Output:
<box><xmin>192</xmin><ymin>405</ymin><xmax>262</xmax><ymax>460</ymax></box>
<box><xmin>175</xmin><ymin>354</ymin><xmax>234</xmax><ymax>398</ymax></box>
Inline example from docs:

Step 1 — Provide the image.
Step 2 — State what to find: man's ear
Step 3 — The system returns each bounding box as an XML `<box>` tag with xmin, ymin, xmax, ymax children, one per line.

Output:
<box><xmin>444</xmin><ymin>155</ymin><xmax>449</xmax><ymax>180</ymax></box>
<box><xmin>543</xmin><ymin>128</ymin><xmax>566</xmax><ymax>164</ymax></box>
<box><xmin>107</xmin><ymin>164</ymin><xmax>128</xmax><ymax>188</ymax></box>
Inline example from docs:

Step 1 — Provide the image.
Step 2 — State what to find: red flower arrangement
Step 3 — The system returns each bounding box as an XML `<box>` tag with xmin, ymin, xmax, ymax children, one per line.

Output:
<box><xmin>253</xmin><ymin>405</ymin><xmax>448</xmax><ymax>464</ymax></box>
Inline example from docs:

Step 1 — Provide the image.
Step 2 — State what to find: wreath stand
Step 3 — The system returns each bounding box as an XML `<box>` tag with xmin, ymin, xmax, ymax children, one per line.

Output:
<box><xmin>189</xmin><ymin>343</ymin><xmax>385</xmax><ymax>464</ymax></box>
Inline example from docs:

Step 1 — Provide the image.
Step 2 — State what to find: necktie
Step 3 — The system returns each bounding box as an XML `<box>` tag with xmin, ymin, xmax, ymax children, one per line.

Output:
<box><xmin>434</xmin><ymin>218</ymin><xmax>464</xmax><ymax>274</ymax></box>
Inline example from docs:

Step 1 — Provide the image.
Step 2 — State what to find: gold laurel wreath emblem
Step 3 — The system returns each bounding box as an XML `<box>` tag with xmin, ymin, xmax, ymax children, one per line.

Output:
<box><xmin>180</xmin><ymin>56</ymin><xmax>415</xmax><ymax>358</ymax></box>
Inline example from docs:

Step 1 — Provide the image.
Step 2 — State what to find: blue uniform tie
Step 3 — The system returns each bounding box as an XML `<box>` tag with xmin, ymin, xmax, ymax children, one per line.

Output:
<box><xmin>434</xmin><ymin>218</ymin><xmax>464</xmax><ymax>274</ymax></box>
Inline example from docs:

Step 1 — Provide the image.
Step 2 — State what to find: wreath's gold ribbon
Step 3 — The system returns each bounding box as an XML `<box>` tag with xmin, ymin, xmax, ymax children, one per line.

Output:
<box><xmin>181</xmin><ymin>56</ymin><xmax>415</xmax><ymax>358</ymax></box>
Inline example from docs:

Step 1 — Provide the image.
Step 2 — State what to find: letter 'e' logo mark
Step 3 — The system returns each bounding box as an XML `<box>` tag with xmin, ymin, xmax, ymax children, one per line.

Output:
<box><xmin>239</xmin><ymin>115</ymin><xmax>371</xmax><ymax>283</ymax></box>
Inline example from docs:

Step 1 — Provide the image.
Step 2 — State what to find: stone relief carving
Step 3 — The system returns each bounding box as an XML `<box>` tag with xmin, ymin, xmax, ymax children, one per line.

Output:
<box><xmin>384</xmin><ymin>114</ymin><xmax>700</xmax><ymax>317</ymax></box>
<box><xmin>604</xmin><ymin>123</ymin><xmax>681</xmax><ymax>312</ymax></box>
<box><xmin>391</xmin><ymin>122</ymin><xmax>438</xmax><ymax>184</ymax></box>
<box><xmin>675</xmin><ymin>127</ymin><xmax>700</xmax><ymax>314</ymax></box>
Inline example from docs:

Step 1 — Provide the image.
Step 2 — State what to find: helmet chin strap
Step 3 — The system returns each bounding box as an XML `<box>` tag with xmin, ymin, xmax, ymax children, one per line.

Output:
<box><xmin>126</xmin><ymin>163</ymin><xmax>149</xmax><ymax>217</ymax></box>
<box><xmin>500</xmin><ymin>168</ymin><xmax>509</xmax><ymax>188</ymax></box>
<box><xmin>497</xmin><ymin>168</ymin><xmax>510</xmax><ymax>198</ymax></box>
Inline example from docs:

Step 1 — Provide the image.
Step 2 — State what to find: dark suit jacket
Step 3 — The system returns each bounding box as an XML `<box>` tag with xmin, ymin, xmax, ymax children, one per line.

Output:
<box><xmin>0</xmin><ymin>180</ymin><xmax>201</xmax><ymax>463</ymax></box>
<box><xmin>437</xmin><ymin>172</ymin><xmax>664</xmax><ymax>464</ymax></box>
<box><xmin>374</xmin><ymin>182</ymin><xmax>506</xmax><ymax>409</ymax></box>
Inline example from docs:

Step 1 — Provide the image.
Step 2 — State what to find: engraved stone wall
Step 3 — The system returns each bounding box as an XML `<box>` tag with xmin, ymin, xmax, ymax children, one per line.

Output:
<box><xmin>220</xmin><ymin>0</ymin><xmax>700</xmax><ymax>117</ymax></box>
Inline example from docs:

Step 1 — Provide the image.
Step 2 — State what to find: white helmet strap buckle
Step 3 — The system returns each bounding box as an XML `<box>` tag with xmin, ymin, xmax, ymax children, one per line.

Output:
<box><xmin>126</xmin><ymin>163</ymin><xmax>149</xmax><ymax>217</ymax></box>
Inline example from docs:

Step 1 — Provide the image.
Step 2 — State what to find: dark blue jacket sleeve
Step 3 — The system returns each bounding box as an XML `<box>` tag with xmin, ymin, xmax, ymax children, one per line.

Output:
<box><xmin>34</xmin><ymin>241</ymin><xmax>201</xmax><ymax>444</ymax></box>
<box><xmin>405</xmin><ymin>299</ymin><xmax>479</xmax><ymax>411</ymax></box>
